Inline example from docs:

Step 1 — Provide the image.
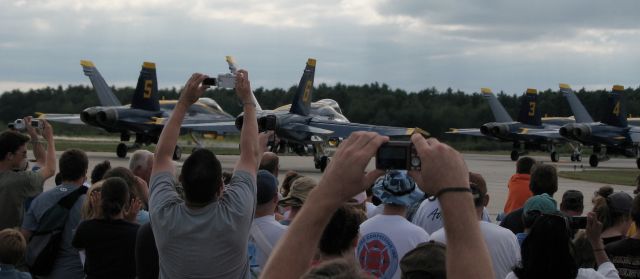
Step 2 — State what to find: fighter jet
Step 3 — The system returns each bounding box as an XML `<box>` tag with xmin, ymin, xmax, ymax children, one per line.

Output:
<box><xmin>233</xmin><ymin>58</ymin><xmax>428</xmax><ymax>171</ymax></box>
<box><xmin>448</xmin><ymin>88</ymin><xmax>580</xmax><ymax>162</ymax></box>
<box><xmin>38</xmin><ymin>60</ymin><xmax>237</xmax><ymax>159</ymax></box>
<box><xmin>558</xmin><ymin>84</ymin><xmax>640</xmax><ymax>168</ymax></box>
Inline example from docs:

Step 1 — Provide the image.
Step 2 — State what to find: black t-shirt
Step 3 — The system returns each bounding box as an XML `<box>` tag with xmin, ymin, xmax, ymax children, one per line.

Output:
<box><xmin>602</xmin><ymin>235</ymin><xmax>626</xmax><ymax>245</ymax></box>
<box><xmin>136</xmin><ymin>222</ymin><xmax>159</xmax><ymax>279</ymax></box>
<box><xmin>500</xmin><ymin>208</ymin><xmax>525</xmax><ymax>234</ymax></box>
<box><xmin>72</xmin><ymin>218</ymin><xmax>140</xmax><ymax>279</ymax></box>
<box><xmin>605</xmin><ymin>238</ymin><xmax>640</xmax><ymax>279</ymax></box>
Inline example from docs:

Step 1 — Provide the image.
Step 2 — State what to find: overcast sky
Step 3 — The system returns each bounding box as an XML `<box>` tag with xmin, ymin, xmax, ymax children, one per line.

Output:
<box><xmin>2</xmin><ymin>0</ymin><xmax>640</xmax><ymax>96</ymax></box>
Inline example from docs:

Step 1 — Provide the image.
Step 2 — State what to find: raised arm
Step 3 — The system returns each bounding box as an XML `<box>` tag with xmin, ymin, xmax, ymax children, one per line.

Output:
<box><xmin>233</xmin><ymin>70</ymin><xmax>260</xmax><ymax>175</ymax></box>
<box><xmin>261</xmin><ymin>132</ymin><xmax>387</xmax><ymax>279</ymax></box>
<box><xmin>152</xmin><ymin>73</ymin><xmax>208</xmax><ymax>176</ymax></box>
<box><xmin>409</xmin><ymin>134</ymin><xmax>494</xmax><ymax>279</ymax></box>
<box><xmin>36</xmin><ymin>120</ymin><xmax>56</xmax><ymax>179</ymax></box>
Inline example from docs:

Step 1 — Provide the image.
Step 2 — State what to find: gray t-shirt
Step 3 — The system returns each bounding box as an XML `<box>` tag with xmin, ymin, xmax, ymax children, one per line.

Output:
<box><xmin>22</xmin><ymin>183</ymin><xmax>86</xmax><ymax>279</ymax></box>
<box><xmin>150</xmin><ymin>170</ymin><xmax>256</xmax><ymax>279</ymax></box>
<box><xmin>0</xmin><ymin>170</ymin><xmax>44</xmax><ymax>230</ymax></box>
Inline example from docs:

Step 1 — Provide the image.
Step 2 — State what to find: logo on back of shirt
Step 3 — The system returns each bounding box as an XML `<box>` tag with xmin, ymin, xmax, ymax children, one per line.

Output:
<box><xmin>357</xmin><ymin>232</ymin><xmax>398</xmax><ymax>279</ymax></box>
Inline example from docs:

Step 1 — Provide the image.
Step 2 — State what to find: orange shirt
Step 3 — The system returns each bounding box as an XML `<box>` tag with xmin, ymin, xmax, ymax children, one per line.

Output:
<box><xmin>503</xmin><ymin>173</ymin><xmax>532</xmax><ymax>214</ymax></box>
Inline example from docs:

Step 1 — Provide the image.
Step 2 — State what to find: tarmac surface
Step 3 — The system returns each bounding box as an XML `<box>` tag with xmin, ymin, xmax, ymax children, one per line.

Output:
<box><xmin>43</xmin><ymin>151</ymin><xmax>638</xmax><ymax>220</ymax></box>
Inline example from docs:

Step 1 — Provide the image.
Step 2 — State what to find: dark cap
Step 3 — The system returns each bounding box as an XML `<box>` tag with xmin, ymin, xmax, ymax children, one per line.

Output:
<box><xmin>608</xmin><ymin>192</ymin><xmax>633</xmax><ymax>214</ymax></box>
<box><xmin>400</xmin><ymin>241</ymin><xmax>446</xmax><ymax>279</ymax></box>
<box><xmin>256</xmin><ymin>170</ymin><xmax>278</xmax><ymax>205</ymax></box>
<box><xmin>561</xmin><ymin>190</ymin><xmax>584</xmax><ymax>211</ymax></box>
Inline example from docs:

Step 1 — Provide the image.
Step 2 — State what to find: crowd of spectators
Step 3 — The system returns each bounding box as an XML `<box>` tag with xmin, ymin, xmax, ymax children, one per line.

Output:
<box><xmin>1</xmin><ymin>71</ymin><xmax>638</xmax><ymax>279</ymax></box>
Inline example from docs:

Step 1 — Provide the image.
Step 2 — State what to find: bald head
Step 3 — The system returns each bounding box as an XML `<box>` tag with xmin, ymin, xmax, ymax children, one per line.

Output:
<box><xmin>129</xmin><ymin>150</ymin><xmax>154</xmax><ymax>183</ymax></box>
<box><xmin>259</xmin><ymin>152</ymin><xmax>279</xmax><ymax>177</ymax></box>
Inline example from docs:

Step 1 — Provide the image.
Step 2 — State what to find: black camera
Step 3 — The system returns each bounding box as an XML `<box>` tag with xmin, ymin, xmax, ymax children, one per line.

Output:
<box><xmin>568</xmin><ymin>216</ymin><xmax>587</xmax><ymax>230</ymax></box>
<box><xmin>376</xmin><ymin>141</ymin><xmax>421</xmax><ymax>170</ymax></box>
<box><xmin>258</xmin><ymin>115</ymin><xmax>277</xmax><ymax>132</ymax></box>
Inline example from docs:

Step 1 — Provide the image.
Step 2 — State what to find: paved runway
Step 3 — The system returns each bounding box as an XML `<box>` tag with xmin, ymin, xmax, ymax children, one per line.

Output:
<box><xmin>44</xmin><ymin>151</ymin><xmax>638</xmax><ymax>219</ymax></box>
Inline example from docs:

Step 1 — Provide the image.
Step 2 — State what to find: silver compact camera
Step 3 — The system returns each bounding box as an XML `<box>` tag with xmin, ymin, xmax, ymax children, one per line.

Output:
<box><xmin>202</xmin><ymin>73</ymin><xmax>236</xmax><ymax>89</ymax></box>
<box><xmin>8</xmin><ymin>119</ymin><xmax>42</xmax><ymax>131</ymax></box>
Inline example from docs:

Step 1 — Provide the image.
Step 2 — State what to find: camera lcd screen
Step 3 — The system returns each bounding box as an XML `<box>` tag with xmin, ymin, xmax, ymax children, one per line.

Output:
<box><xmin>377</xmin><ymin>146</ymin><xmax>407</xmax><ymax>169</ymax></box>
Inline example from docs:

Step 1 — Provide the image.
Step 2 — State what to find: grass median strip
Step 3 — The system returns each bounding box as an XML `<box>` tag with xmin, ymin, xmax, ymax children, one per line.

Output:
<box><xmin>558</xmin><ymin>170</ymin><xmax>640</xmax><ymax>186</ymax></box>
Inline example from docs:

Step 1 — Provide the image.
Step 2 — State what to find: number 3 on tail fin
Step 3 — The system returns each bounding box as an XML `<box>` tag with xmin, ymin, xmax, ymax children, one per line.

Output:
<box><xmin>528</xmin><ymin>102</ymin><xmax>536</xmax><ymax>117</ymax></box>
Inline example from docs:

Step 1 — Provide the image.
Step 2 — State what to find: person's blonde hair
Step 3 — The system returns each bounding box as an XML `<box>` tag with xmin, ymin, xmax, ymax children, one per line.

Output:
<box><xmin>81</xmin><ymin>180</ymin><xmax>104</xmax><ymax>220</ymax></box>
<box><xmin>0</xmin><ymin>228</ymin><xmax>26</xmax><ymax>265</ymax></box>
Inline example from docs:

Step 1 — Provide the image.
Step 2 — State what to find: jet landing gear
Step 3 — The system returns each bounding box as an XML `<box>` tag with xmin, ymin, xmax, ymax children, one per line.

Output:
<box><xmin>550</xmin><ymin>151</ymin><xmax>559</xmax><ymax>163</ymax></box>
<box><xmin>588</xmin><ymin>146</ymin><xmax>608</xmax><ymax>167</ymax></box>
<box><xmin>115</xmin><ymin>132</ymin><xmax>181</xmax><ymax>160</ymax></box>
<box><xmin>315</xmin><ymin>156</ymin><xmax>330</xmax><ymax>172</ymax></box>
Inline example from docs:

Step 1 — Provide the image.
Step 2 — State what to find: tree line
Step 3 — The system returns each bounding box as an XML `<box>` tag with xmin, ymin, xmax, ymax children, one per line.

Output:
<box><xmin>1</xmin><ymin>83</ymin><xmax>640</xmax><ymax>142</ymax></box>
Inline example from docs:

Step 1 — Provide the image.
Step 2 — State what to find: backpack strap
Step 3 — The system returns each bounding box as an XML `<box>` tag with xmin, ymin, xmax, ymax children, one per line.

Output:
<box><xmin>250</xmin><ymin>224</ymin><xmax>273</xmax><ymax>257</ymax></box>
<box><xmin>58</xmin><ymin>186</ymin><xmax>88</xmax><ymax>209</ymax></box>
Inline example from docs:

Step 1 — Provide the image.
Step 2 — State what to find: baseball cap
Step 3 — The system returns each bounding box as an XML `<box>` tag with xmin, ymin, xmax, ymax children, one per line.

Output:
<box><xmin>561</xmin><ymin>190</ymin><xmax>584</xmax><ymax>211</ymax></box>
<box><xmin>278</xmin><ymin>176</ymin><xmax>316</xmax><ymax>207</ymax></box>
<box><xmin>256</xmin><ymin>170</ymin><xmax>278</xmax><ymax>205</ymax></box>
<box><xmin>523</xmin><ymin>193</ymin><xmax>558</xmax><ymax>217</ymax></box>
<box><xmin>400</xmin><ymin>241</ymin><xmax>446</xmax><ymax>279</ymax></box>
<box><xmin>607</xmin><ymin>192</ymin><xmax>633</xmax><ymax>214</ymax></box>
<box><xmin>373</xmin><ymin>170</ymin><xmax>424</xmax><ymax>207</ymax></box>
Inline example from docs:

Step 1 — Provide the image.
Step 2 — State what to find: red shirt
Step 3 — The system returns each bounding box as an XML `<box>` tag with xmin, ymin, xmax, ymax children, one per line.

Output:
<box><xmin>503</xmin><ymin>173</ymin><xmax>532</xmax><ymax>214</ymax></box>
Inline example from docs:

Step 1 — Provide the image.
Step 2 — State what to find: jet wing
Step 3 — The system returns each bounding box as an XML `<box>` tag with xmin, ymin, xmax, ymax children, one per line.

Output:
<box><xmin>518</xmin><ymin>128</ymin><xmax>564</xmax><ymax>139</ymax></box>
<box><xmin>280</xmin><ymin>122</ymin><xmax>334</xmax><ymax>135</ymax></box>
<box><xmin>446</xmin><ymin>128</ymin><xmax>483</xmax><ymax>137</ymax></box>
<box><xmin>178</xmin><ymin>121</ymin><xmax>239</xmax><ymax>134</ymax></box>
<box><xmin>36</xmin><ymin>113</ymin><xmax>84</xmax><ymax>125</ymax></box>
<box><xmin>308</xmin><ymin>120</ymin><xmax>428</xmax><ymax>138</ymax></box>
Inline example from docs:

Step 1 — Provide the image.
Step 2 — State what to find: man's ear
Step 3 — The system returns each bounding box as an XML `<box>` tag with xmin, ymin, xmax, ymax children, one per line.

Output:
<box><xmin>483</xmin><ymin>194</ymin><xmax>490</xmax><ymax>207</ymax></box>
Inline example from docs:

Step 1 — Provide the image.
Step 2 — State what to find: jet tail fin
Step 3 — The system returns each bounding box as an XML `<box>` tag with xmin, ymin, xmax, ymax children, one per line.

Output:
<box><xmin>130</xmin><ymin>62</ymin><xmax>160</xmax><ymax>111</ymax></box>
<box><xmin>516</xmin><ymin>88</ymin><xmax>541</xmax><ymax>126</ymax></box>
<box><xmin>289</xmin><ymin>58</ymin><xmax>316</xmax><ymax>116</ymax></box>
<box><xmin>80</xmin><ymin>60</ymin><xmax>122</xmax><ymax>106</ymax></box>
<box><xmin>225</xmin><ymin>56</ymin><xmax>262</xmax><ymax>111</ymax></box>
<box><xmin>560</xmin><ymin>83</ymin><xmax>594</xmax><ymax>123</ymax></box>
<box><xmin>603</xmin><ymin>85</ymin><xmax>627</xmax><ymax>127</ymax></box>
<box><xmin>481</xmin><ymin>88</ymin><xmax>513</xmax><ymax>122</ymax></box>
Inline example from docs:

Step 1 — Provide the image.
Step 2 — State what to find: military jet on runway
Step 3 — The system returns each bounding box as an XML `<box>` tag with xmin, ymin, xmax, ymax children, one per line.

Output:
<box><xmin>448</xmin><ymin>88</ymin><xmax>580</xmax><ymax>162</ymax></box>
<box><xmin>557</xmin><ymin>84</ymin><xmax>640</xmax><ymax>168</ymax></box>
<box><xmin>38</xmin><ymin>60</ymin><xmax>237</xmax><ymax>159</ymax></box>
<box><xmin>233</xmin><ymin>58</ymin><xmax>428</xmax><ymax>171</ymax></box>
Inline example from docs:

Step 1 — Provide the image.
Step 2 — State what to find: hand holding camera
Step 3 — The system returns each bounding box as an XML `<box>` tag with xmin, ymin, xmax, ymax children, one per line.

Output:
<box><xmin>375</xmin><ymin>141</ymin><xmax>421</xmax><ymax>171</ymax></box>
<box><xmin>9</xmin><ymin>117</ymin><xmax>43</xmax><ymax>132</ymax></box>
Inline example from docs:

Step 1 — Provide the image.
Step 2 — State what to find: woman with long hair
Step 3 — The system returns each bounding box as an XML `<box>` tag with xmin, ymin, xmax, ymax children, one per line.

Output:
<box><xmin>506</xmin><ymin>212</ymin><xmax>619</xmax><ymax>279</ymax></box>
<box><xmin>72</xmin><ymin>177</ymin><xmax>140</xmax><ymax>279</ymax></box>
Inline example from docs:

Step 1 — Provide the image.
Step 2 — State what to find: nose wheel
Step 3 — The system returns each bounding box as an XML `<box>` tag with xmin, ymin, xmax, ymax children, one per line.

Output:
<box><xmin>116</xmin><ymin>143</ymin><xmax>128</xmax><ymax>158</ymax></box>
<box><xmin>589</xmin><ymin>154</ymin><xmax>598</xmax><ymax>167</ymax></box>
<box><xmin>550</xmin><ymin>151</ymin><xmax>559</xmax><ymax>162</ymax></box>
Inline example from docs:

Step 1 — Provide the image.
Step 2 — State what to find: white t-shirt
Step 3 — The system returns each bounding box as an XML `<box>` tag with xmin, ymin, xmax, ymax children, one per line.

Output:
<box><xmin>248</xmin><ymin>215</ymin><xmax>288</xmax><ymax>274</ymax></box>
<box><xmin>357</xmin><ymin>214</ymin><xmax>429</xmax><ymax>279</ymax></box>
<box><xmin>365</xmin><ymin>202</ymin><xmax>378</xmax><ymax>219</ymax></box>
<box><xmin>504</xmin><ymin>262</ymin><xmax>620</xmax><ymax>279</ymax></box>
<box><xmin>411</xmin><ymin>198</ymin><xmax>492</xmax><ymax>234</ymax></box>
<box><xmin>430</xmin><ymin>221</ymin><xmax>520</xmax><ymax>279</ymax></box>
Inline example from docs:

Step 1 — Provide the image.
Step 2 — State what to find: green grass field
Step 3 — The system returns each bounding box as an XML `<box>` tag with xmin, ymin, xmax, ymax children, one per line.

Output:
<box><xmin>52</xmin><ymin>138</ymin><xmax>240</xmax><ymax>155</ymax></box>
<box><xmin>558</xmin><ymin>170</ymin><xmax>640</xmax><ymax>186</ymax></box>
